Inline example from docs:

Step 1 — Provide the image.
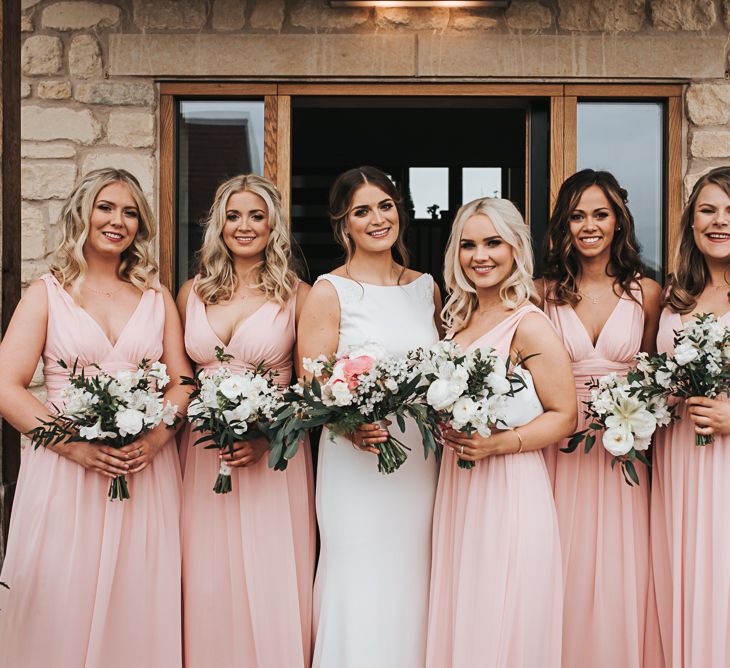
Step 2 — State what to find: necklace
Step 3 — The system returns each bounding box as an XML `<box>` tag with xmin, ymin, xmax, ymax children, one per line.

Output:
<box><xmin>578</xmin><ymin>289</ymin><xmax>600</xmax><ymax>304</ymax></box>
<box><xmin>82</xmin><ymin>282</ymin><xmax>124</xmax><ymax>298</ymax></box>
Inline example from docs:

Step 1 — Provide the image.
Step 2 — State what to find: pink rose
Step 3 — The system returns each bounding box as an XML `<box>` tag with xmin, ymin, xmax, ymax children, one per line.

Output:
<box><xmin>342</xmin><ymin>355</ymin><xmax>374</xmax><ymax>389</ymax></box>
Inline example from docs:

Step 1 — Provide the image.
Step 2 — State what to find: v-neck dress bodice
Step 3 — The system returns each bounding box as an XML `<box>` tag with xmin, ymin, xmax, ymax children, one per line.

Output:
<box><xmin>543</xmin><ymin>287</ymin><xmax>661</xmax><ymax>668</ymax></box>
<box><xmin>180</xmin><ymin>279</ymin><xmax>315</xmax><ymax>668</ymax></box>
<box><xmin>0</xmin><ymin>273</ymin><xmax>183</xmax><ymax>668</ymax></box>
<box><xmin>651</xmin><ymin>308</ymin><xmax>730</xmax><ymax>668</ymax></box>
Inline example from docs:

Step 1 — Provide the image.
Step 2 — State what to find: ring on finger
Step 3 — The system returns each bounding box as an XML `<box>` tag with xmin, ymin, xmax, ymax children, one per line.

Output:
<box><xmin>460</xmin><ymin>445</ymin><xmax>464</xmax><ymax>455</ymax></box>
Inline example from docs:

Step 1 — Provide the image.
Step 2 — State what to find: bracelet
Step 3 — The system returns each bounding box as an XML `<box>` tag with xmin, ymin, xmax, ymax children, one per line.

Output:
<box><xmin>513</xmin><ymin>428</ymin><xmax>524</xmax><ymax>454</ymax></box>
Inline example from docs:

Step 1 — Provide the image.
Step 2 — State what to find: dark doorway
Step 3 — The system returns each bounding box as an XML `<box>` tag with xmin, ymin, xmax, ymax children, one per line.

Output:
<box><xmin>291</xmin><ymin>97</ymin><xmax>550</xmax><ymax>287</ymax></box>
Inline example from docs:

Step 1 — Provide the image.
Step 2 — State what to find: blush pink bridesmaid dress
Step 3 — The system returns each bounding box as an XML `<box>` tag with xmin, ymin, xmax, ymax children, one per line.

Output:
<box><xmin>0</xmin><ymin>274</ymin><xmax>183</xmax><ymax>668</ymax></box>
<box><xmin>651</xmin><ymin>308</ymin><xmax>730</xmax><ymax>667</ymax></box>
<box><xmin>426</xmin><ymin>304</ymin><xmax>563</xmax><ymax>668</ymax></box>
<box><xmin>181</xmin><ymin>280</ymin><xmax>315</xmax><ymax>668</ymax></box>
<box><xmin>543</xmin><ymin>289</ymin><xmax>662</xmax><ymax>668</ymax></box>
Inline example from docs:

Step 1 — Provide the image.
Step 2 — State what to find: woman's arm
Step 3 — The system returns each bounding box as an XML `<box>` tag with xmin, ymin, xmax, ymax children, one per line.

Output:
<box><xmin>639</xmin><ymin>277</ymin><xmax>662</xmax><ymax>355</ymax></box>
<box><xmin>175</xmin><ymin>277</ymin><xmax>194</xmax><ymax>329</ymax></box>
<box><xmin>445</xmin><ymin>312</ymin><xmax>577</xmax><ymax>461</ymax></box>
<box><xmin>433</xmin><ymin>281</ymin><xmax>445</xmax><ymax>339</ymax></box>
<box><xmin>125</xmin><ymin>286</ymin><xmax>194</xmax><ymax>473</ymax></box>
<box><xmin>293</xmin><ymin>281</ymin><xmax>312</xmax><ymax>378</ymax></box>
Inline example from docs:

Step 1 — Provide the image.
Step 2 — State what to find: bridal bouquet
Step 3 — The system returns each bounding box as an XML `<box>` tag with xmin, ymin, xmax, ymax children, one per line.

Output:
<box><xmin>267</xmin><ymin>342</ymin><xmax>428</xmax><ymax>475</ymax></box>
<box><xmin>182</xmin><ymin>348</ymin><xmax>283</xmax><ymax>493</ymax></box>
<box><xmin>28</xmin><ymin>359</ymin><xmax>178</xmax><ymax>500</ymax></box>
<box><xmin>562</xmin><ymin>365</ymin><xmax>673</xmax><ymax>486</ymax></box>
<box><xmin>409</xmin><ymin>340</ymin><xmax>522</xmax><ymax>470</ymax></box>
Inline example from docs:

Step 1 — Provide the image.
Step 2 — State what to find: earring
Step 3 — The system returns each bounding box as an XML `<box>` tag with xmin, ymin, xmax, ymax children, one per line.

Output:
<box><xmin>616</xmin><ymin>225</ymin><xmax>621</xmax><ymax>231</ymax></box>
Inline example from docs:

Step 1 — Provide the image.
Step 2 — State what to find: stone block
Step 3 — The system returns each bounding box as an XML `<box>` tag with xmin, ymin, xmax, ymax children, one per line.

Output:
<box><xmin>250</xmin><ymin>0</ymin><xmax>284</xmax><ymax>30</ymax></box>
<box><xmin>506</xmin><ymin>1</ymin><xmax>552</xmax><ymax>30</ymax></box>
<box><xmin>21</xmin><ymin>14</ymin><xmax>33</xmax><ymax>32</ymax></box>
<box><xmin>558</xmin><ymin>0</ymin><xmax>644</xmax><ymax>32</ymax></box>
<box><xmin>21</xmin><ymin>82</ymin><xmax>31</xmax><ymax>98</ymax></box>
<box><xmin>110</xmin><ymin>34</ymin><xmax>417</xmax><ymax>76</ymax></box>
<box><xmin>133</xmin><ymin>0</ymin><xmax>206</xmax><ymax>30</ymax></box>
<box><xmin>37</xmin><ymin>80</ymin><xmax>72</xmax><ymax>100</ymax></box>
<box><xmin>22</xmin><ymin>0</ymin><xmax>40</xmax><ymax>8</ymax></box>
<box><xmin>107</xmin><ymin>110</ymin><xmax>156</xmax><ymax>148</ymax></box>
<box><xmin>690</xmin><ymin>129</ymin><xmax>730</xmax><ymax>158</ymax></box>
<box><xmin>375</xmin><ymin>8</ymin><xmax>449</xmax><ymax>30</ymax></box>
<box><xmin>22</xmin><ymin>202</ymin><xmax>47</xmax><ymax>261</ymax></box>
<box><xmin>41</xmin><ymin>2</ymin><xmax>121</xmax><ymax>30</ymax></box>
<box><xmin>22</xmin><ymin>36</ymin><xmax>63</xmax><ymax>76</ymax></box>
<box><xmin>22</xmin><ymin>162</ymin><xmax>77</xmax><ymax>200</ymax></box>
<box><xmin>448</xmin><ymin>10</ymin><xmax>499</xmax><ymax>31</ymax></box>
<box><xmin>686</xmin><ymin>83</ymin><xmax>730</xmax><ymax>126</ymax></box>
<box><xmin>81</xmin><ymin>151</ymin><xmax>155</xmax><ymax>199</ymax></box>
<box><xmin>212</xmin><ymin>0</ymin><xmax>246</xmax><ymax>31</ymax></box>
<box><xmin>69</xmin><ymin>35</ymin><xmax>103</xmax><ymax>79</ymax></box>
<box><xmin>417</xmin><ymin>33</ymin><xmax>726</xmax><ymax>78</ymax></box>
<box><xmin>22</xmin><ymin>106</ymin><xmax>101</xmax><ymax>144</ymax></box>
<box><xmin>21</xmin><ymin>142</ymin><xmax>76</xmax><ymax>159</ymax></box>
<box><xmin>290</xmin><ymin>0</ymin><xmax>369</xmax><ymax>30</ymax></box>
<box><xmin>651</xmin><ymin>0</ymin><xmax>715</xmax><ymax>31</ymax></box>
<box><xmin>75</xmin><ymin>81</ymin><xmax>155</xmax><ymax>106</ymax></box>
<box><xmin>22</xmin><ymin>260</ymin><xmax>49</xmax><ymax>288</ymax></box>
<box><xmin>724</xmin><ymin>0</ymin><xmax>730</xmax><ymax>29</ymax></box>
<box><xmin>47</xmin><ymin>200</ymin><xmax>66</xmax><ymax>226</ymax></box>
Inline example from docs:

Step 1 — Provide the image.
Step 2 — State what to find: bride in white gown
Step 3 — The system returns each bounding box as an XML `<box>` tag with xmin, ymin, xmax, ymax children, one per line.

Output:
<box><xmin>298</xmin><ymin>166</ymin><xmax>442</xmax><ymax>668</ymax></box>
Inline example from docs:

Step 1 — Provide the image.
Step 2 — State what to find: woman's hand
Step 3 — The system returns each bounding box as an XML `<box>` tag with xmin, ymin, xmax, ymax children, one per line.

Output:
<box><xmin>220</xmin><ymin>434</ymin><xmax>270</xmax><ymax>468</ymax></box>
<box><xmin>687</xmin><ymin>396</ymin><xmax>730</xmax><ymax>437</ymax></box>
<box><xmin>60</xmin><ymin>441</ymin><xmax>131</xmax><ymax>478</ymax></box>
<box><xmin>349</xmin><ymin>421</ymin><xmax>389</xmax><ymax>455</ymax></box>
<box><xmin>442</xmin><ymin>427</ymin><xmax>520</xmax><ymax>463</ymax></box>
<box><xmin>119</xmin><ymin>434</ymin><xmax>166</xmax><ymax>474</ymax></box>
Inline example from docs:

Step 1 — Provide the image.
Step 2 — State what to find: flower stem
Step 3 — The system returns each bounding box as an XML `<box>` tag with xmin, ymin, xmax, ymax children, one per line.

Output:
<box><xmin>458</xmin><ymin>459</ymin><xmax>475</xmax><ymax>470</ymax></box>
<box><xmin>107</xmin><ymin>474</ymin><xmax>130</xmax><ymax>501</ymax></box>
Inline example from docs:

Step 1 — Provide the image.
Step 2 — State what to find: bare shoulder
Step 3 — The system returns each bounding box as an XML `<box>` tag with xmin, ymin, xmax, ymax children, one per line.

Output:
<box><xmin>296</xmin><ymin>280</ymin><xmax>312</xmax><ymax>302</ymax></box>
<box><xmin>639</xmin><ymin>276</ymin><xmax>662</xmax><ymax>301</ymax></box>
<box><xmin>176</xmin><ymin>278</ymin><xmax>194</xmax><ymax>307</ymax></box>
<box><xmin>302</xmin><ymin>277</ymin><xmax>339</xmax><ymax>310</ymax></box>
<box><xmin>402</xmin><ymin>268</ymin><xmax>424</xmax><ymax>284</ymax></box>
<box><xmin>514</xmin><ymin>310</ymin><xmax>559</xmax><ymax>348</ymax></box>
<box><xmin>24</xmin><ymin>278</ymin><xmax>50</xmax><ymax>305</ymax></box>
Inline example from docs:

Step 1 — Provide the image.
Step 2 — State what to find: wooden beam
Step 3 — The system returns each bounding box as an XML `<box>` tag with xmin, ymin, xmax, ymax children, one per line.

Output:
<box><xmin>549</xmin><ymin>96</ymin><xmax>565</xmax><ymax>214</ymax></box>
<box><xmin>158</xmin><ymin>94</ymin><xmax>175</xmax><ymax>291</ymax></box>
<box><xmin>563</xmin><ymin>96</ymin><xmax>577</xmax><ymax>179</ymax></box>
<box><xmin>666</xmin><ymin>95</ymin><xmax>683</xmax><ymax>273</ymax></box>
<box><xmin>159</xmin><ymin>82</ymin><xmax>277</xmax><ymax>96</ymax></box>
<box><xmin>1</xmin><ymin>0</ymin><xmax>21</xmax><ymax>562</ymax></box>
<box><xmin>264</xmin><ymin>95</ymin><xmax>278</xmax><ymax>184</ymax></box>
<box><xmin>565</xmin><ymin>83</ymin><xmax>683</xmax><ymax>98</ymax></box>
<box><xmin>278</xmin><ymin>83</ymin><xmax>564</xmax><ymax>97</ymax></box>
<box><xmin>276</xmin><ymin>96</ymin><xmax>291</xmax><ymax>224</ymax></box>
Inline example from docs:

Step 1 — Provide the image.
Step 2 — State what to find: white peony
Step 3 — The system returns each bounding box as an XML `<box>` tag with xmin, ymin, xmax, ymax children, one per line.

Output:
<box><xmin>486</xmin><ymin>372</ymin><xmax>511</xmax><ymax>395</ymax></box>
<box><xmin>219</xmin><ymin>376</ymin><xmax>246</xmax><ymax>400</ymax></box>
<box><xmin>115</xmin><ymin>408</ymin><xmax>145</xmax><ymax>437</ymax></box>
<box><xmin>427</xmin><ymin>378</ymin><xmax>463</xmax><ymax>411</ymax></box>
<box><xmin>452</xmin><ymin>397</ymin><xmax>478</xmax><ymax>424</ymax></box>
<box><xmin>603</xmin><ymin>426</ymin><xmax>634</xmax><ymax>457</ymax></box>
<box><xmin>330</xmin><ymin>381</ymin><xmax>354</xmax><ymax>407</ymax></box>
<box><xmin>673</xmin><ymin>343</ymin><xmax>699</xmax><ymax>366</ymax></box>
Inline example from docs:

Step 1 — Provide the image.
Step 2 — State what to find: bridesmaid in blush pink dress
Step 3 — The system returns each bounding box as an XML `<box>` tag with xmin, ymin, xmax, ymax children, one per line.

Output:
<box><xmin>177</xmin><ymin>175</ymin><xmax>315</xmax><ymax>668</ymax></box>
<box><xmin>0</xmin><ymin>169</ymin><xmax>191</xmax><ymax>668</ymax></box>
<box><xmin>538</xmin><ymin>170</ymin><xmax>662</xmax><ymax>668</ymax></box>
<box><xmin>426</xmin><ymin>198</ymin><xmax>577</xmax><ymax>668</ymax></box>
<box><xmin>651</xmin><ymin>167</ymin><xmax>730</xmax><ymax>667</ymax></box>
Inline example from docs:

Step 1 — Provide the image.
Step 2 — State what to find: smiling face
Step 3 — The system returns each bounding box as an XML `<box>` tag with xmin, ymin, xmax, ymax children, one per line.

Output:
<box><xmin>345</xmin><ymin>183</ymin><xmax>399</xmax><ymax>254</ymax></box>
<box><xmin>84</xmin><ymin>181</ymin><xmax>140</xmax><ymax>259</ymax></box>
<box><xmin>221</xmin><ymin>190</ymin><xmax>270</xmax><ymax>261</ymax></box>
<box><xmin>692</xmin><ymin>184</ymin><xmax>730</xmax><ymax>263</ymax></box>
<box><xmin>458</xmin><ymin>213</ymin><xmax>514</xmax><ymax>291</ymax></box>
<box><xmin>568</xmin><ymin>185</ymin><xmax>617</xmax><ymax>262</ymax></box>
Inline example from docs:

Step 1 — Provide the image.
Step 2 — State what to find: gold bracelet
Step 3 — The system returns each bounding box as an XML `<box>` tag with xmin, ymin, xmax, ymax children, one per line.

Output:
<box><xmin>513</xmin><ymin>428</ymin><xmax>524</xmax><ymax>454</ymax></box>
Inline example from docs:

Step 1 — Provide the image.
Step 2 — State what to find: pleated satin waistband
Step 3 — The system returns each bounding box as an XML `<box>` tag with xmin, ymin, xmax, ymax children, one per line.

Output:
<box><xmin>572</xmin><ymin>360</ymin><xmax>632</xmax><ymax>388</ymax></box>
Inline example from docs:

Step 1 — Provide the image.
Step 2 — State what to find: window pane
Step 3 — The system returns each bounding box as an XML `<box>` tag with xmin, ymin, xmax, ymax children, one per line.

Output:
<box><xmin>409</xmin><ymin>167</ymin><xmax>448</xmax><ymax>219</ymax></box>
<box><xmin>177</xmin><ymin>100</ymin><xmax>265</xmax><ymax>287</ymax></box>
<box><xmin>462</xmin><ymin>167</ymin><xmax>502</xmax><ymax>202</ymax></box>
<box><xmin>577</xmin><ymin>102</ymin><xmax>663</xmax><ymax>278</ymax></box>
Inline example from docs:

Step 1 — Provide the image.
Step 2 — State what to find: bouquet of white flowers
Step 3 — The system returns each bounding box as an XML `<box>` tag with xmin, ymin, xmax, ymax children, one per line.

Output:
<box><xmin>646</xmin><ymin>313</ymin><xmax>730</xmax><ymax>446</ymax></box>
<box><xmin>28</xmin><ymin>359</ymin><xmax>178</xmax><ymax>500</ymax></box>
<box><xmin>563</xmin><ymin>364</ymin><xmax>673</xmax><ymax>485</ymax></box>
<box><xmin>182</xmin><ymin>348</ymin><xmax>283</xmax><ymax>493</ymax></box>
<box><xmin>409</xmin><ymin>340</ymin><xmax>523</xmax><ymax>470</ymax></box>
<box><xmin>267</xmin><ymin>342</ymin><xmax>433</xmax><ymax>475</ymax></box>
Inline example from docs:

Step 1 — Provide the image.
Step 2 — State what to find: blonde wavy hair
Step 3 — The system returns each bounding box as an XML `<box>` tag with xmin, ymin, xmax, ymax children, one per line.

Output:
<box><xmin>48</xmin><ymin>168</ymin><xmax>158</xmax><ymax>302</ymax></box>
<box><xmin>195</xmin><ymin>174</ymin><xmax>298</xmax><ymax>306</ymax></box>
<box><xmin>442</xmin><ymin>197</ymin><xmax>538</xmax><ymax>333</ymax></box>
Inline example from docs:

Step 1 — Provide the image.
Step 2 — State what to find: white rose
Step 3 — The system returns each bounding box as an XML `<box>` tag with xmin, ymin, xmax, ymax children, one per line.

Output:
<box><xmin>330</xmin><ymin>382</ymin><xmax>354</xmax><ymax>407</ymax></box>
<box><xmin>427</xmin><ymin>378</ymin><xmax>463</xmax><ymax>411</ymax></box>
<box><xmin>602</xmin><ymin>426</ymin><xmax>634</xmax><ymax>457</ymax></box>
<box><xmin>115</xmin><ymin>408</ymin><xmax>145</xmax><ymax>437</ymax></box>
<box><xmin>452</xmin><ymin>397</ymin><xmax>478</xmax><ymax>424</ymax></box>
<box><xmin>219</xmin><ymin>376</ymin><xmax>245</xmax><ymax>400</ymax></box>
<box><xmin>673</xmin><ymin>343</ymin><xmax>699</xmax><ymax>366</ymax></box>
<box><xmin>486</xmin><ymin>372</ymin><xmax>511</xmax><ymax>395</ymax></box>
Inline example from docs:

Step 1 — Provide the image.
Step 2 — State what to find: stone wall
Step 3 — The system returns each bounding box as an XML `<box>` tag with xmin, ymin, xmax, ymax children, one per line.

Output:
<box><xmin>17</xmin><ymin>0</ymin><xmax>730</xmax><ymax>300</ymax></box>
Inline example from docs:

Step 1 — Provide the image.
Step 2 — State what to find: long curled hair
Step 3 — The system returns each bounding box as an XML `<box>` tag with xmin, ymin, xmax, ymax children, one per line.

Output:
<box><xmin>542</xmin><ymin>169</ymin><xmax>645</xmax><ymax>305</ymax></box>
<box><xmin>329</xmin><ymin>166</ymin><xmax>410</xmax><ymax>280</ymax></box>
<box><xmin>663</xmin><ymin>166</ymin><xmax>730</xmax><ymax>313</ymax></box>
<box><xmin>195</xmin><ymin>174</ymin><xmax>298</xmax><ymax>306</ymax></box>
<box><xmin>442</xmin><ymin>197</ymin><xmax>538</xmax><ymax>334</ymax></box>
<box><xmin>48</xmin><ymin>168</ymin><xmax>158</xmax><ymax>302</ymax></box>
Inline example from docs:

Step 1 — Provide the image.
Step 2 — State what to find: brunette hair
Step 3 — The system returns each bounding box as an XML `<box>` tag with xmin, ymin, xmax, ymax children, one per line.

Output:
<box><xmin>49</xmin><ymin>168</ymin><xmax>158</xmax><ymax>302</ymax></box>
<box><xmin>328</xmin><ymin>166</ymin><xmax>410</xmax><ymax>278</ymax></box>
<box><xmin>195</xmin><ymin>174</ymin><xmax>298</xmax><ymax>306</ymax></box>
<box><xmin>542</xmin><ymin>169</ymin><xmax>645</xmax><ymax>305</ymax></box>
<box><xmin>663</xmin><ymin>166</ymin><xmax>730</xmax><ymax>313</ymax></box>
<box><xmin>442</xmin><ymin>197</ymin><xmax>538</xmax><ymax>334</ymax></box>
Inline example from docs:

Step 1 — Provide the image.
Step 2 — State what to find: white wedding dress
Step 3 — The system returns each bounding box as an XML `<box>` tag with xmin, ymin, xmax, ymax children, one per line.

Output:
<box><xmin>312</xmin><ymin>273</ymin><xmax>440</xmax><ymax>668</ymax></box>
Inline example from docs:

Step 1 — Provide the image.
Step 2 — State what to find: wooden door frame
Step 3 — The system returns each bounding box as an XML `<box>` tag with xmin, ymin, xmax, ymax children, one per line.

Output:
<box><xmin>158</xmin><ymin>81</ymin><xmax>683</xmax><ymax>289</ymax></box>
